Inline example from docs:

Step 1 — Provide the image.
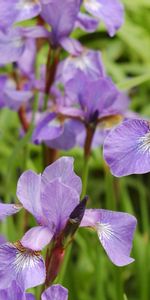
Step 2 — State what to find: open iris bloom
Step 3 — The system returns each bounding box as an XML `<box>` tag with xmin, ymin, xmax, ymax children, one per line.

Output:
<box><xmin>104</xmin><ymin>118</ymin><xmax>150</xmax><ymax>177</ymax></box>
<box><xmin>0</xmin><ymin>157</ymin><xmax>136</xmax><ymax>291</ymax></box>
<box><xmin>32</xmin><ymin>69</ymin><xmax>129</xmax><ymax>150</ymax></box>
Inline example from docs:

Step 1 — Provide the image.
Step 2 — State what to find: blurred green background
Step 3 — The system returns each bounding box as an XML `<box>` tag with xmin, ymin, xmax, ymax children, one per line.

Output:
<box><xmin>1</xmin><ymin>0</ymin><xmax>150</xmax><ymax>299</ymax></box>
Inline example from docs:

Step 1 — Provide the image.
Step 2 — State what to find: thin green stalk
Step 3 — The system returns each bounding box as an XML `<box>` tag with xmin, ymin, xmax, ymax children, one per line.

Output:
<box><xmin>81</xmin><ymin>157</ymin><xmax>90</xmax><ymax>198</ymax></box>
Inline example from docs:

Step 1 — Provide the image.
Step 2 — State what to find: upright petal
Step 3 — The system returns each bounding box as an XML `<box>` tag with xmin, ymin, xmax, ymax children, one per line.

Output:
<box><xmin>81</xmin><ymin>209</ymin><xmax>137</xmax><ymax>266</ymax></box>
<box><xmin>103</xmin><ymin>119</ymin><xmax>150</xmax><ymax>176</ymax></box>
<box><xmin>16</xmin><ymin>170</ymin><xmax>43</xmax><ymax>223</ymax></box>
<box><xmin>42</xmin><ymin>156</ymin><xmax>82</xmax><ymax>195</ymax></box>
<box><xmin>40</xmin><ymin>0</ymin><xmax>81</xmax><ymax>46</ymax></box>
<box><xmin>42</xmin><ymin>180</ymin><xmax>79</xmax><ymax>234</ymax></box>
<box><xmin>0</xmin><ymin>242</ymin><xmax>46</xmax><ymax>290</ymax></box>
<box><xmin>42</xmin><ymin>284</ymin><xmax>68</xmax><ymax>300</ymax></box>
<box><xmin>0</xmin><ymin>203</ymin><xmax>22</xmax><ymax>221</ymax></box>
<box><xmin>84</xmin><ymin>0</ymin><xmax>124</xmax><ymax>36</ymax></box>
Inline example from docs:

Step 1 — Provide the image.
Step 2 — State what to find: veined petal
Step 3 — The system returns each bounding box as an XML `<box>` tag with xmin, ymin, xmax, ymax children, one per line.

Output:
<box><xmin>103</xmin><ymin>119</ymin><xmax>150</xmax><ymax>176</ymax></box>
<box><xmin>81</xmin><ymin>209</ymin><xmax>137</xmax><ymax>266</ymax></box>
<box><xmin>0</xmin><ymin>242</ymin><xmax>46</xmax><ymax>290</ymax></box>
<box><xmin>42</xmin><ymin>156</ymin><xmax>82</xmax><ymax>195</ymax></box>
<box><xmin>42</xmin><ymin>284</ymin><xmax>68</xmax><ymax>300</ymax></box>
<box><xmin>21</xmin><ymin>226</ymin><xmax>53</xmax><ymax>251</ymax></box>
<box><xmin>42</xmin><ymin>180</ymin><xmax>79</xmax><ymax>234</ymax></box>
<box><xmin>0</xmin><ymin>203</ymin><xmax>22</xmax><ymax>221</ymax></box>
<box><xmin>0</xmin><ymin>281</ymin><xmax>26</xmax><ymax>300</ymax></box>
<box><xmin>16</xmin><ymin>170</ymin><xmax>43</xmax><ymax>223</ymax></box>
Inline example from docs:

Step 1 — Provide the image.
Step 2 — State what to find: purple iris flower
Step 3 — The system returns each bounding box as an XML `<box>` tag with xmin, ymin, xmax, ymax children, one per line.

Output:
<box><xmin>32</xmin><ymin>70</ymin><xmax>129</xmax><ymax>150</ymax></box>
<box><xmin>83</xmin><ymin>0</ymin><xmax>124</xmax><ymax>37</ymax></box>
<box><xmin>103</xmin><ymin>118</ymin><xmax>150</xmax><ymax>177</ymax></box>
<box><xmin>40</xmin><ymin>0</ymin><xmax>83</xmax><ymax>55</ymax></box>
<box><xmin>0</xmin><ymin>157</ymin><xmax>81</xmax><ymax>290</ymax></box>
<box><xmin>64</xmin><ymin>70</ymin><xmax>127</xmax><ymax>123</ymax></box>
<box><xmin>0</xmin><ymin>0</ymin><xmax>41</xmax><ymax>31</ymax></box>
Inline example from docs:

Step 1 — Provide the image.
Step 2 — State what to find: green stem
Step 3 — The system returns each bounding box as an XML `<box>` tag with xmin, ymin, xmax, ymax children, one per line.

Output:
<box><xmin>81</xmin><ymin>156</ymin><xmax>89</xmax><ymax>198</ymax></box>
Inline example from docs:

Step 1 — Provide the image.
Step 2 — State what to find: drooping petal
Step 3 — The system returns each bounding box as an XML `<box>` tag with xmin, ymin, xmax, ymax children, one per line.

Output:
<box><xmin>75</xmin><ymin>12</ymin><xmax>98</xmax><ymax>32</ymax></box>
<box><xmin>0</xmin><ymin>0</ymin><xmax>41</xmax><ymax>31</ymax></box>
<box><xmin>84</xmin><ymin>0</ymin><xmax>124</xmax><ymax>36</ymax></box>
<box><xmin>81</xmin><ymin>209</ymin><xmax>137</xmax><ymax>266</ymax></box>
<box><xmin>42</xmin><ymin>156</ymin><xmax>82</xmax><ymax>195</ymax></box>
<box><xmin>42</xmin><ymin>180</ymin><xmax>79</xmax><ymax>234</ymax></box>
<box><xmin>45</xmin><ymin>120</ymin><xmax>82</xmax><ymax>151</ymax></box>
<box><xmin>42</xmin><ymin>284</ymin><xmax>68</xmax><ymax>300</ymax></box>
<box><xmin>60</xmin><ymin>37</ymin><xmax>83</xmax><ymax>56</ymax></box>
<box><xmin>4</xmin><ymin>89</ymin><xmax>33</xmax><ymax>111</ymax></box>
<box><xmin>103</xmin><ymin>119</ymin><xmax>150</xmax><ymax>176</ymax></box>
<box><xmin>0</xmin><ymin>203</ymin><xmax>22</xmax><ymax>221</ymax></box>
<box><xmin>32</xmin><ymin>113</ymin><xmax>64</xmax><ymax>145</ymax></box>
<box><xmin>21</xmin><ymin>226</ymin><xmax>53</xmax><ymax>251</ymax></box>
<box><xmin>0</xmin><ymin>242</ymin><xmax>46</xmax><ymax>290</ymax></box>
<box><xmin>16</xmin><ymin>170</ymin><xmax>43</xmax><ymax>223</ymax></box>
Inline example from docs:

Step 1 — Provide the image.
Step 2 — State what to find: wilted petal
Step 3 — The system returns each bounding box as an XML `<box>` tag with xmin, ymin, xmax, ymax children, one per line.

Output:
<box><xmin>42</xmin><ymin>180</ymin><xmax>79</xmax><ymax>234</ymax></box>
<box><xmin>0</xmin><ymin>242</ymin><xmax>46</xmax><ymax>289</ymax></box>
<box><xmin>84</xmin><ymin>0</ymin><xmax>124</xmax><ymax>36</ymax></box>
<box><xmin>21</xmin><ymin>226</ymin><xmax>53</xmax><ymax>251</ymax></box>
<box><xmin>103</xmin><ymin>119</ymin><xmax>150</xmax><ymax>176</ymax></box>
<box><xmin>81</xmin><ymin>209</ymin><xmax>137</xmax><ymax>266</ymax></box>
<box><xmin>42</xmin><ymin>156</ymin><xmax>82</xmax><ymax>195</ymax></box>
<box><xmin>0</xmin><ymin>203</ymin><xmax>22</xmax><ymax>221</ymax></box>
<box><xmin>42</xmin><ymin>284</ymin><xmax>68</xmax><ymax>300</ymax></box>
<box><xmin>16</xmin><ymin>170</ymin><xmax>43</xmax><ymax>223</ymax></box>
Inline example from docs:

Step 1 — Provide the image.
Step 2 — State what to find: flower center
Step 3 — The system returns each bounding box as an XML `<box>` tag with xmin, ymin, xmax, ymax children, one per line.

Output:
<box><xmin>138</xmin><ymin>132</ymin><xmax>150</xmax><ymax>153</ymax></box>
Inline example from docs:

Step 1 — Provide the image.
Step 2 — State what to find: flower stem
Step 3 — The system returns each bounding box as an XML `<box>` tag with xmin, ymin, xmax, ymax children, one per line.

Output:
<box><xmin>81</xmin><ymin>125</ymin><xmax>96</xmax><ymax>197</ymax></box>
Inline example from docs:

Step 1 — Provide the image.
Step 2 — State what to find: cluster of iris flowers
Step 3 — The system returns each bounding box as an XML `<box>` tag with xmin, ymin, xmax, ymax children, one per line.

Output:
<box><xmin>1</xmin><ymin>0</ymin><xmax>149</xmax><ymax>299</ymax></box>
